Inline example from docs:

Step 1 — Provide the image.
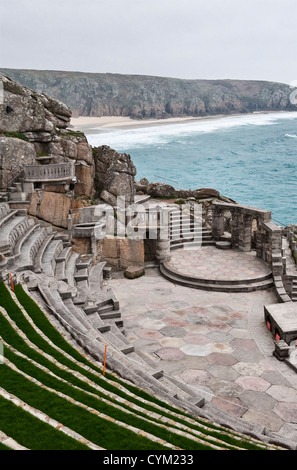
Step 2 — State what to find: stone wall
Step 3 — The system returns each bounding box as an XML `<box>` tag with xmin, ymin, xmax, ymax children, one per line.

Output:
<box><xmin>99</xmin><ymin>237</ymin><xmax>144</xmax><ymax>270</ymax></box>
<box><xmin>212</xmin><ymin>201</ymin><xmax>282</xmax><ymax>264</ymax></box>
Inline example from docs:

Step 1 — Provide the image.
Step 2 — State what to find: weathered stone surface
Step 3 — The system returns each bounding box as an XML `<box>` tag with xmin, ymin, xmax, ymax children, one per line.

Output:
<box><xmin>93</xmin><ymin>145</ymin><xmax>136</xmax><ymax>206</ymax></box>
<box><xmin>28</xmin><ymin>191</ymin><xmax>71</xmax><ymax>228</ymax></box>
<box><xmin>100</xmin><ymin>190</ymin><xmax>118</xmax><ymax>207</ymax></box>
<box><xmin>142</xmin><ymin>178</ymin><xmax>222</xmax><ymax>200</ymax></box>
<box><xmin>0</xmin><ymin>75</ymin><xmax>71</xmax><ymax>134</ymax></box>
<box><xmin>124</xmin><ymin>265</ymin><xmax>145</xmax><ymax>279</ymax></box>
<box><xmin>74</xmin><ymin>163</ymin><xmax>95</xmax><ymax>198</ymax></box>
<box><xmin>101</xmin><ymin>237</ymin><xmax>144</xmax><ymax>270</ymax></box>
<box><xmin>0</xmin><ymin>137</ymin><xmax>36</xmax><ymax>186</ymax></box>
<box><xmin>147</xmin><ymin>182</ymin><xmax>175</xmax><ymax>198</ymax></box>
<box><xmin>71</xmin><ymin>237</ymin><xmax>91</xmax><ymax>255</ymax></box>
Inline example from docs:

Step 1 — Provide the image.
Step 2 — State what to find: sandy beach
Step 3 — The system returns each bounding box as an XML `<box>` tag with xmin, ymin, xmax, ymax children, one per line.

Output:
<box><xmin>70</xmin><ymin>115</ymin><xmax>216</xmax><ymax>131</ymax></box>
<box><xmin>70</xmin><ymin>111</ymin><xmax>287</xmax><ymax>132</ymax></box>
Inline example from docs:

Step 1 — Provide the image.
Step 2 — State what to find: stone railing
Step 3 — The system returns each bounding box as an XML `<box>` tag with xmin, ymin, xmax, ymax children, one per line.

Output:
<box><xmin>24</xmin><ymin>163</ymin><xmax>74</xmax><ymax>182</ymax></box>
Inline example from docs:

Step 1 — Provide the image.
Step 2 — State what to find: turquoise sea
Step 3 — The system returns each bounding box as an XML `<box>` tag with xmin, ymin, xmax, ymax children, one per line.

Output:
<box><xmin>84</xmin><ymin>112</ymin><xmax>297</xmax><ymax>226</ymax></box>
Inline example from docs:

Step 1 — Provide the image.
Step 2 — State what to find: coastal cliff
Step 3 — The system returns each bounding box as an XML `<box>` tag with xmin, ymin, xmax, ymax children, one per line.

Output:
<box><xmin>0</xmin><ymin>68</ymin><xmax>295</xmax><ymax>119</ymax></box>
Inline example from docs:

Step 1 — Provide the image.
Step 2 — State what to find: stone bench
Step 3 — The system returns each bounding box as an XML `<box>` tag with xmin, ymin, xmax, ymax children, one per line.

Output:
<box><xmin>41</xmin><ymin>239</ymin><xmax>64</xmax><ymax>276</ymax></box>
<box><xmin>215</xmin><ymin>241</ymin><xmax>232</xmax><ymax>250</ymax></box>
<box><xmin>0</xmin><ymin>208</ymin><xmax>19</xmax><ymax>229</ymax></box>
<box><xmin>15</xmin><ymin>227</ymin><xmax>52</xmax><ymax>271</ymax></box>
<box><xmin>33</xmin><ymin>231</ymin><xmax>55</xmax><ymax>273</ymax></box>
<box><xmin>9</xmin><ymin>219</ymin><xmax>36</xmax><ymax>259</ymax></box>
<box><xmin>54</xmin><ymin>246</ymin><xmax>73</xmax><ymax>281</ymax></box>
<box><xmin>0</xmin><ymin>202</ymin><xmax>11</xmax><ymax>220</ymax></box>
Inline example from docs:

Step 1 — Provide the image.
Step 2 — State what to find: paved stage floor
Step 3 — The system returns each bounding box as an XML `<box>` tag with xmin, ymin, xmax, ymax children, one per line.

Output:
<box><xmin>166</xmin><ymin>245</ymin><xmax>271</xmax><ymax>281</ymax></box>
<box><xmin>108</xmin><ymin>247</ymin><xmax>297</xmax><ymax>441</ymax></box>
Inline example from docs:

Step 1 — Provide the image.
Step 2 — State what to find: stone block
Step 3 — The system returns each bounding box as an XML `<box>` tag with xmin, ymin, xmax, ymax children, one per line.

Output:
<box><xmin>124</xmin><ymin>265</ymin><xmax>145</xmax><ymax>279</ymax></box>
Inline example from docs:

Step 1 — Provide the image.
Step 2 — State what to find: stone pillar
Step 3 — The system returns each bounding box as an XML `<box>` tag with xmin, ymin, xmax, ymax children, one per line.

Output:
<box><xmin>238</xmin><ymin>213</ymin><xmax>252</xmax><ymax>252</ymax></box>
<box><xmin>212</xmin><ymin>206</ymin><xmax>225</xmax><ymax>240</ymax></box>
<box><xmin>273</xmin><ymin>340</ymin><xmax>290</xmax><ymax>361</ymax></box>
<box><xmin>155</xmin><ymin>238</ymin><xmax>171</xmax><ymax>262</ymax></box>
<box><xmin>231</xmin><ymin>209</ymin><xmax>240</xmax><ymax>249</ymax></box>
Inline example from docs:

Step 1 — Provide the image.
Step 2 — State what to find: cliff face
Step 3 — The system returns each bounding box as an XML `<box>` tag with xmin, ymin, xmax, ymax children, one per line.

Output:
<box><xmin>0</xmin><ymin>69</ymin><xmax>296</xmax><ymax>119</ymax></box>
<box><xmin>0</xmin><ymin>75</ymin><xmax>95</xmax><ymax>227</ymax></box>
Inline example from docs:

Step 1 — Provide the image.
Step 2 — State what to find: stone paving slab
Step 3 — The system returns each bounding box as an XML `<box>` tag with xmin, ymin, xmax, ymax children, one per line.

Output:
<box><xmin>166</xmin><ymin>245</ymin><xmax>271</xmax><ymax>281</ymax></box>
<box><xmin>109</xmin><ymin>267</ymin><xmax>297</xmax><ymax>438</ymax></box>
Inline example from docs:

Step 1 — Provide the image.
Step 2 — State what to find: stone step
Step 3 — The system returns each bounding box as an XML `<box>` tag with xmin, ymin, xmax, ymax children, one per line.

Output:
<box><xmin>12</xmin><ymin>220</ymin><xmax>37</xmax><ymax>260</ymax></box>
<box><xmin>33</xmin><ymin>232</ymin><xmax>55</xmax><ymax>273</ymax></box>
<box><xmin>41</xmin><ymin>239</ymin><xmax>64</xmax><ymax>276</ymax></box>
<box><xmin>55</xmin><ymin>246</ymin><xmax>72</xmax><ymax>264</ymax></box>
<box><xmin>170</xmin><ymin>240</ymin><xmax>216</xmax><ymax>249</ymax></box>
<box><xmin>65</xmin><ymin>252</ymin><xmax>80</xmax><ymax>288</ymax></box>
<box><xmin>0</xmin><ymin>215</ymin><xmax>28</xmax><ymax>253</ymax></box>
<box><xmin>15</xmin><ymin>227</ymin><xmax>49</xmax><ymax>271</ymax></box>
<box><xmin>0</xmin><ymin>209</ymin><xmax>18</xmax><ymax>228</ymax></box>
<box><xmin>170</xmin><ymin>233</ymin><xmax>213</xmax><ymax>242</ymax></box>
<box><xmin>170</xmin><ymin>227</ymin><xmax>210</xmax><ymax>235</ymax></box>
<box><xmin>160</xmin><ymin>262</ymin><xmax>274</xmax><ymax>293</ymax></box>
<box><xmin>74</xmin><ymin>268</ymin><xmax>89</xmax><ymax>282</ymax></box>
<box><xmin>99</xmin><ymin>309</ymin><xmax>122</xmax><ymax>320</ymax></box>
<box><xmin>162</xmin><ymin>259</ymin><xmax>273</xmax><ymax>286</ymax></box>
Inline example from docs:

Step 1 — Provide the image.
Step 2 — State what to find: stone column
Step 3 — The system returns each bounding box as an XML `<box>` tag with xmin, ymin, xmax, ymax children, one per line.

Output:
<box><xmin>212</xmin><ymin>206</ymin><xmax>225</xmax><ymax>240</ymax></box>
<box><xmin>231</xmin><ymin>209</ymin><xmax>240</xmax><ymax>249</ymax></box>
<box><xmin>155</xmin><ymin>238</ymin><xmax>171</xmax><ymax>262</ymax></box>
<box><xmin>238</xmin><ymin>213</ymin><xmax>253</xmax><ymax>252</ymax></box>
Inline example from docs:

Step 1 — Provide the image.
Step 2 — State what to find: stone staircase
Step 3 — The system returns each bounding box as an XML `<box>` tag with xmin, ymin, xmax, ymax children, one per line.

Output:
<box><xmin>169</xmin><ymin>207</ymin><xmax>215</xmax><ymax>250</ymax></box>
<box><xmin>160</xmin><ymin>260</ymin><xmax>274</xmax><ymax>293</ymax></box>
<box><xmin>162</xmin><ymin>206</ymin><xmax>274</xmax><ymax>293</ymax></box>
<box><xmin>292</xmin><ymin>278</ymin><xmax>297</xmax><ymax>301</ymax></box>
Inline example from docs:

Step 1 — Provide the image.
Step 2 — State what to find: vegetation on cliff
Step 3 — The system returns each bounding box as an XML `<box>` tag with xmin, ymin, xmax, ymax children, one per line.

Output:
<box><xmin>0</xmin><ymin>68</ymin><xmax>295</xmax><ymax>119</ymax></box>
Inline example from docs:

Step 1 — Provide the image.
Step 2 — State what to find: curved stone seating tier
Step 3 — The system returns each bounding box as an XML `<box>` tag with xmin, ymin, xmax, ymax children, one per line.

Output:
<box><xmin>1</xmin><ymin>280</ymin><xmax>287</xmax><ymax>450</ymax></box>
<box><xmin>0</xmin><ymin>215</ymin><xmax>32</xmax><ymax>255</ymax></box>
<box><xmin>33</xmin><ymin>231</ymin><xmax>56</xmax><ymax>274</ymax></box>
<box><xmin>15</xmin><ymin>226</ymin><xmax>53</xmax><ymax>272</ymax></box>
<box><xmin>41</xmin><ymin>239</ymin><xmax>64</xmax><ymax>276</ymax></box>
<box><xmin>54</xmin><ymin>246</ymin><xmax>73</xmax><ymax>281</ymax></box>
<box><xmin>35</xmin><ymin>282</ymin><xmax>206</xmax><ymax>415</ymax></box>
<box><xmin>64</xmin><ymin>252</ymin><xmax>80</xmax><ymax>288</ymax></box>
<box><xmin>0</xmin><ymin>204</ymin><xmax>18</xmax><ymax>229</ymax></box>
<box><xmin>160</xmin><ymin>246</ymin><xmax>274</xmax><ymax>293</ymax></box>
<box><xmin>0</xmin><ymin>202</ymin><xmax>11</xmax><ymax>220</ymax></box>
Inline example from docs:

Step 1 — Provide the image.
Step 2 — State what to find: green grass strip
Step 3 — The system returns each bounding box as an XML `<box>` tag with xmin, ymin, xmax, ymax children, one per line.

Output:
<box><xmin>4</xmin><ymin>344</ymin><xmax>228</xmax><ymax>450</ymax></box>
<box><xmin>13</xmin><ymin>284</ymin><xmax>187</xmax><ymax>409</ymax></box>
<box><xmin>3</xmin><ymin>282</ymin><xmax>268</xmax><ymax>449</ymax></box>
<box><xmin>0</xmin><ymin>442</ymin><xmax>12</xmax><ymax>450</ymax></box>
<box><xmin>0</xmin><ymin>395</ymin><xmax>89</xmax><ymax>450</ymax></box>
<box><xmin>0</xmin><ymin>363</ymin><xmax>171</xmax><ymax>450</ymax></box>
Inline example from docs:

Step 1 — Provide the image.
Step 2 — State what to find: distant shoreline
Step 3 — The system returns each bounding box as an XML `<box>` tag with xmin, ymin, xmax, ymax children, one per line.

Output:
<box><xmin>70</xmin><ymin>111</ymin><xmax>292</xmax><ymax>132</ymax></box>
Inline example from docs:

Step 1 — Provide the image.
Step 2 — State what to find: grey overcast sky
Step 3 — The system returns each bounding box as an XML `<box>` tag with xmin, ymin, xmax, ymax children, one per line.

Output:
<box><xmin>1</xmin><ymin>0</ymin><xmax>296</xmax><ymax>84</ymax></box>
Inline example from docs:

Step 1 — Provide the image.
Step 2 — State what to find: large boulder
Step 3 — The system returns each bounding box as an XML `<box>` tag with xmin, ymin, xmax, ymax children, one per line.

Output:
<box><xmin>0</xmin><ymin>137</ymin><xmax>36</xmax><ymax>186</ymax></box>
<box><xmin>0</xmin><ymin>75</ymin><xmax>71</xmax><ymax>135</ymax></box>
<box><xmin>147</xmin><ymin>182</ymin><xmax>175</xmax><ymax>198</ymax></box>
<box><xmin>93</xmin><ymin>145</ymin><xmax>136</xmax><ymax>207</ymax></box>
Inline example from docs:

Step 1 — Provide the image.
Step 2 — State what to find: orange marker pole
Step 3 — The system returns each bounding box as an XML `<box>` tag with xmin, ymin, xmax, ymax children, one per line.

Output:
<box><xmin>9</xmin><ymin>273</ymin><xmax>14</xmax><ymax>291</ymax></box>
<box><xmin>103</xmin><ymin>343</ymin><xmax>107</xmax><ymax>376</ymax></box>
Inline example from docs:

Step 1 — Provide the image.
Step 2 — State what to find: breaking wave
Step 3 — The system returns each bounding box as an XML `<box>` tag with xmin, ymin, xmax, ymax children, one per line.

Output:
<box><xmin>84</xmin><ymin>111</ymin><xmax>297</xmax><ymax>226</ymax></box>
<box><xmin>86</xmin><ymin>112</ymin><xmax>297</xmax><ymax>151</ymax></box>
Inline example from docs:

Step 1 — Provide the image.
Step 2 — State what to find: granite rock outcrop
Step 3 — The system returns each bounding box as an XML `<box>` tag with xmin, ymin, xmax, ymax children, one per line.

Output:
<box><xmin>0</xmin><ymin>75</ymin><xmax>95</xmax><ymax>228</ymax></box>
<box><xmin>93</xmin><ymin>145</ymin><xmax>136</xmax><ymax>206</ymax></box>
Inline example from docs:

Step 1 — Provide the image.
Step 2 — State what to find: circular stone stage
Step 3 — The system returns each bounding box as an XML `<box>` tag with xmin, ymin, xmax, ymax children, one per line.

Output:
<box><xmin>160</xmin><ymin>246</ymin><xmax>273</xmax><ymax>292</ymax></box>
